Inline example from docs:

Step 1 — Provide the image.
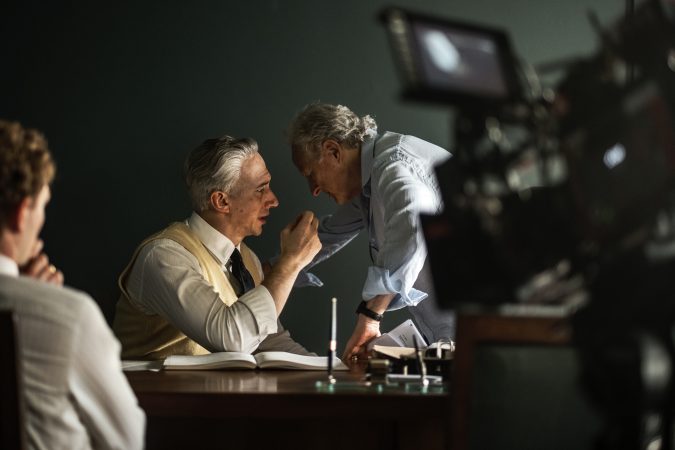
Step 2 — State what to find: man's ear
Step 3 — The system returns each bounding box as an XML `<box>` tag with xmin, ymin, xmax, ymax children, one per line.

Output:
<box><xmin>10</xmin><ymin>197</ymin><xmax>32</xmax><ymax>233</ymax></box>
<box><xmin>209</xmin><ymin>191</ymin><xmax>230</xmax><ymax>213</ymax></box>
<box><xmin>321</xmin><ymin>139</ymin><xmax>342</xmax><ymax>163</ymax></box>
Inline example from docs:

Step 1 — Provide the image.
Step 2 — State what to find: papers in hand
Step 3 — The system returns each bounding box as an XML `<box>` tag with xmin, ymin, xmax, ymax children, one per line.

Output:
<box><xmin>367</xmin><ymin>319</ymin><xmax>456</xmax><ymax>360</ymax></box>
<box><xmin>367</xmin><ymin>319</ymin><xmax>427</xmax><ymax>351</ymax></box>
<box><xmin>163</xmin><ymin>351</ymin><xmax>349</xmax><ymax>371</ymax></box>
<box><xmin>372</xmin><ymin>345</ymin><xmax>417</xmax><ymax>359</ymax></box>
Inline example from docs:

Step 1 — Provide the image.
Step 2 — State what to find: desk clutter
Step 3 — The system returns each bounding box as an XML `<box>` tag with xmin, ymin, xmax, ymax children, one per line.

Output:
<box><xmin>367</xmin><ymin>341</ymin><xmax>454</xmax><ymax>385</ymax></box>
<box><xmin>365</xmin><ymin>319</ymin><xmax>454</xmax><ymax>386</ymax></box>
<box><xmin>121</xmin><ymin>319</ymin><xmax>453</xmax><ymax>392</ymax></box>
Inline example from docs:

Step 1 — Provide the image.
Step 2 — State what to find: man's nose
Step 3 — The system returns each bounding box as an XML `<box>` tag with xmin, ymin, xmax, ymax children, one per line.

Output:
<box><xmin>267</xmin><ymin>190</ymin><xmax>279</xmax><ymax>208</ymax></box>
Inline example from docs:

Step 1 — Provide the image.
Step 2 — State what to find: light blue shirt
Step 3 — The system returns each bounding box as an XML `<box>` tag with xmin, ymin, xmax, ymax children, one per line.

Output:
<box><xmin>298</xmin><ymin>131</ymin><xmax>451</xmax><ymax>310</ymax></box>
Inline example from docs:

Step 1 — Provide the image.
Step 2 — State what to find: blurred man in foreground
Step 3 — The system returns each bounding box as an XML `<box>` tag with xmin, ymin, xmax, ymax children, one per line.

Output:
<box><xmin>0</xmin><ymin>119</ymin><xmax>145</xmax><ymax>450</ymax></box>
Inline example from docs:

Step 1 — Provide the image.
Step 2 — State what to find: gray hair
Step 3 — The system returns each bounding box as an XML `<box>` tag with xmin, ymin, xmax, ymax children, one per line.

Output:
<box><xmin>184</xmin><ymin>135</ymin><xmax>259</xmax><ymax>211</ymax></box>
<box><xmin>287</xmin><ymin>103</ymin><xmax>377</xmax><ymax>166</ymax></box>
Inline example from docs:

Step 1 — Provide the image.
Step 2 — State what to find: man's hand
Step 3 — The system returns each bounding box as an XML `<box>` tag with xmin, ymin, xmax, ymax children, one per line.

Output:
<box><xmin>278</xmin><ymin>211</ymin><xmax>321</xmax><ymax>271</ymax></box>
<box><xmin>341</xmin><ymin>314</ymin><xmax>381</xmax><ymax>364</ymax></box>
<box><xmin>262</xmin><ymin>211</ymin><xmax>321</xmax><ymax>315</ymax></box>
<box><xmin>19</xmin><ymin>239</ymin><xmax>64</xmax><ymax>286</ymax></box>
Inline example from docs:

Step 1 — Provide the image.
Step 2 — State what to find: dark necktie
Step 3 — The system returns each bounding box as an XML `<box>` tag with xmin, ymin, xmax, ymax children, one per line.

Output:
<box><xmin>230</xmin><ymin>248</ymin><xmax>255</xmax><ymax>294</ymax></box>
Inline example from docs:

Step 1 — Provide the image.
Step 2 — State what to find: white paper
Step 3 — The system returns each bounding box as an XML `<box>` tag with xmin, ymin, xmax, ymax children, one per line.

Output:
<box><xmin>367</xmin><ymin>319</ymin><xmax>427</xmax><ymax>350</ymax></box>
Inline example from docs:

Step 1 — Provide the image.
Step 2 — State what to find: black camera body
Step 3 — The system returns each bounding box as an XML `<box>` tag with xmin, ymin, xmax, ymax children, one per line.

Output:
<box><xmin>382</xmin><ymin>0</ymin><xmax>675</xmax><ymax>308</ymax></box>
<box><xmin>382</xmin><ymin>1</ymin><xmax>675</xmax><ymax>448</ymax></box>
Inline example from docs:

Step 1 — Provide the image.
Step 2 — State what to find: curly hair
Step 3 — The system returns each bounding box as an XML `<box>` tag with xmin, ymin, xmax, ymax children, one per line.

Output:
<box><xmin>287</xmin><ymin>103</ymin><xmax>377</xmax><ymax>167</ymax></box>
<box><xmin>184</xmin><ymin>135</ymin><xmax>259</xmax><ymax>212</ymax></box>
<box><xmin>0</xmin><ymin>120</ymin><xmax>55</xmax><ymax>228</ymax></box>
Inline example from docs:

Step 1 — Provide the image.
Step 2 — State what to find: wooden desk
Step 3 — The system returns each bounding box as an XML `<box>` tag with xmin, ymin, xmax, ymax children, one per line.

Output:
<box><xmin>126</xmin><ymin>369</ymin><xmax>449</xmax><ymax>450</ymax></box>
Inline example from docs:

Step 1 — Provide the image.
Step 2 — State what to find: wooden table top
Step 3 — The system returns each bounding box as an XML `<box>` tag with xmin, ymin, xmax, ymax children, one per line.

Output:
<box><xmin>126</xmin><ymin>368</ymin><xmax>448</xmax><ymax>419</ymax></box>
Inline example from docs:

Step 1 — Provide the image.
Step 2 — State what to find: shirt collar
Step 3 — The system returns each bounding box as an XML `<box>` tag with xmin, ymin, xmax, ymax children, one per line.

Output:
<box><xmin>360</xmin><ymin>133</ymin><xmax>377</xmax><ymax>190</ymax></box>
<box><xmin>0</xmin><ymin>253</ymin><xmax>19</xmax><ymax>277</ymax></box>
<box><xmin>187</xmin><ymin>212</ymin><xmax>237</xmax><ymax>267</ymax></box>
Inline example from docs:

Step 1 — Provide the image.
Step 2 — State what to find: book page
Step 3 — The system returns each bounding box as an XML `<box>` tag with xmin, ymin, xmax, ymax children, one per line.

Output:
<box><xmin>122</xmin><ymin>360</ymin><xmax>163</xmax><ymax>372</ymax></box>
<box><xmin>163</xmin><ymin>352</ymin><xmax>257</xmax><ymax>370</ymax></box>
<box><xmin>254</xmin><ymin>351</ymin><xmax>348</xmax><ymax>371</ymax></box>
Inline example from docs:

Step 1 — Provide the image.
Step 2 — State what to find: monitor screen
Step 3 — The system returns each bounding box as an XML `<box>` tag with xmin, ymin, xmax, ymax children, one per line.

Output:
<box><xmin>412</xmin><ymin>22</ymin><xmax>510</xmax><ymax>99</ymax></box>
<box><xmin>381</xmin><ymin>8</ymin><xmax>521</xmax><ymax>108</ymax></box>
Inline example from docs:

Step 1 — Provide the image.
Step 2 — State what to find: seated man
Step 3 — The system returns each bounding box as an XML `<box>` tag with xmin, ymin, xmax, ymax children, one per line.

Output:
<box><xmin>0</xmin><ymin>119</ymin><xmax>145</xmax><ymax>450</ymax></box>
<box><xmin>113</xmin><ymin>135</ymin><xmax>321</xmax><ymax>359</ymax></box>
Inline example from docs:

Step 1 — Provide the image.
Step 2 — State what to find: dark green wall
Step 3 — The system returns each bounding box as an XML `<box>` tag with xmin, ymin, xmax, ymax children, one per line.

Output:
<box><xmin>1</xmin><ymin>0</ymin><xmax>623</xmax><ymax>354</ymax></box>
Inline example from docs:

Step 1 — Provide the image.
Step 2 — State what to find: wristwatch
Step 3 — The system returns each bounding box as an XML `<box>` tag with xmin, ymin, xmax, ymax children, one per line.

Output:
<box><xmin>356</xmin><ymin>300</ymin><xmax>383</xmax><ymax>322</ymax></box>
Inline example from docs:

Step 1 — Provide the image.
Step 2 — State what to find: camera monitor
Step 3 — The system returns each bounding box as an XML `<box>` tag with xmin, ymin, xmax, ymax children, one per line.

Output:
<box><xmin>381</xmin><ymin>8</ymin><xmax>522</xmax><ymax>109</ymax></box>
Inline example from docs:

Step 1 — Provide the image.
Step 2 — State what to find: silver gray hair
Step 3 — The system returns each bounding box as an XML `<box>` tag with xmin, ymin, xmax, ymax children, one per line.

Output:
<box><xmin>287</xmin><ymin>103</ymin><xmax>377</xmax><ymax>167</ymax></box>
<box><xmin>184</xmin><ymin>135</ymin><xmax>259</xmax><ymax>211</ymax></box>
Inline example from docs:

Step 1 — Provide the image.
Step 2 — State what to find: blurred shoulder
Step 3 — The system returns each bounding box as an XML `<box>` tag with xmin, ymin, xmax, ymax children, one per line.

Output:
<box><xmin>0</xmin><ymin>274</ymin><xmax>101</xmax><ymax>322</ymax></box>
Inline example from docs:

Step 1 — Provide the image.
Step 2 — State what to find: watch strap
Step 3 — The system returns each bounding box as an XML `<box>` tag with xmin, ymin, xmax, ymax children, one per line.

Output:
<box><xmin>356</xmin><ymin>300</ymin><xmax>383</xmax><ymax>322</ymax></box>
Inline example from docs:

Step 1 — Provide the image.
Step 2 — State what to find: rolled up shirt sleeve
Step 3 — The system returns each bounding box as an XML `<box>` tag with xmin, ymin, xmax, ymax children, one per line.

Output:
<box><xmin>126</xmin><ymin>240</ymin><xmax>278</xmax><ymax>354</ymax></box>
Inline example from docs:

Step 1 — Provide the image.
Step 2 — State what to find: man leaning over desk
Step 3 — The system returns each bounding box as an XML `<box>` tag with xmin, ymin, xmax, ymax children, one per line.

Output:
<box><xmin>113</xmin><ymin>135</ymin><xmax>321</xmax><ymax>359</ymax></box>
<box><xmin>287</xmin><ymin>102</ymin><xmax>455</xmax><ymax>361</ymax></box>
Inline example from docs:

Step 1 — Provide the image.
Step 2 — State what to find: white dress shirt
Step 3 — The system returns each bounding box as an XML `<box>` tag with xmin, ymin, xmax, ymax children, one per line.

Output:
<box><xmin>0</xmin><ymin>255</ymin><xmax>145</xmax><ymax>450</ymax></box>
<box><xmin>123</xmin><ymin>212</ymin><xmax>279</xmax><ymax>354</ymax></box>
<box><xmin>0</xmin><ymin>253</ymin><xmax>19</xmax><ymax>276</ymax></box>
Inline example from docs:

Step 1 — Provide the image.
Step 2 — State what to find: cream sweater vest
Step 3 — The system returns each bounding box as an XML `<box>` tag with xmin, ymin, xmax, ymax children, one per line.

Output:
<box><xmin>113</xmin><ymin>222</ymin><xmax>262</xmax><ymax>360</ymax></box>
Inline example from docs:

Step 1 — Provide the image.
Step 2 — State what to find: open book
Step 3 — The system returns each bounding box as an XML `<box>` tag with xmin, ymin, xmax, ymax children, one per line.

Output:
<box><xmin>122</xmin><ymin>360</ymin><xmax>164</xmax><ymax>372</ymax></box>
<box><xmin>163</xmin><ymin>351</ymin><xmax>348</xmax><ymax>371</ymax></box>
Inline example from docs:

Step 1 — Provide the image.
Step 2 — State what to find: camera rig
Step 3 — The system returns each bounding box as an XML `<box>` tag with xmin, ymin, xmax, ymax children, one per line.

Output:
<box><xmin>381</xmin><ymin>1</ymin><xmax>675</xmax><ymax>449</ymax></box>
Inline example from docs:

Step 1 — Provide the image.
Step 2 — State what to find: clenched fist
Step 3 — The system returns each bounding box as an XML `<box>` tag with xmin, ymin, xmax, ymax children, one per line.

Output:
<box><xmin>278</xmin><ymin>211</ymin><xmax>321</xmax><ymax>271</ymax></box>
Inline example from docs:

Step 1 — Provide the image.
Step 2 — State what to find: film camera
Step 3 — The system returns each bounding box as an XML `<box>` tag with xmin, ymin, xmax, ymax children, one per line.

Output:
<box><xmin>381</xmin><ymin>1</ymin><xmax>675</xmax><ymax>449</ymax></box>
